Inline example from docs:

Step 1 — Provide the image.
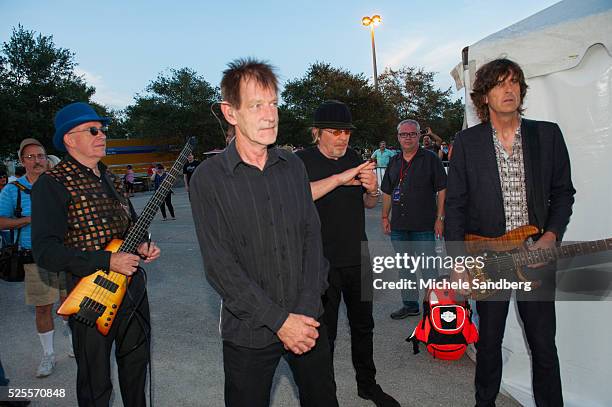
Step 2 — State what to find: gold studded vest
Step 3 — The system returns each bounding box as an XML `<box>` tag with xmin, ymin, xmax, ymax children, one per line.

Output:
<box><xmin>46</xmin><ymin>159</ymin><xmax>132</xmax><ymax>251</ymax></box>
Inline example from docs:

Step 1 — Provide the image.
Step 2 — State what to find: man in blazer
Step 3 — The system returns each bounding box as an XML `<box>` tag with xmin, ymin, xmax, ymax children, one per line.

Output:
<box><xmin>445</xmin><ymin>58</ymin><xmax>575</xmax><ymax>407</ymax></box>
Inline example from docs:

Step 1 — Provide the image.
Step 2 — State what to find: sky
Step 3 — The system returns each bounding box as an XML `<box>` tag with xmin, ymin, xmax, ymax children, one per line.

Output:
<box><xmin>1</xmin><ymin>0</ymin><xmax>561</xmax><ymax>110</ymax></box>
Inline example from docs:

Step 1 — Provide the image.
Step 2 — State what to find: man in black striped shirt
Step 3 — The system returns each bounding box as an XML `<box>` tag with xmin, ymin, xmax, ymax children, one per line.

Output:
<box><xmin>190</xmin><ymin>59</ymin><xmax>338</xmax><ymax>407</ymax></box>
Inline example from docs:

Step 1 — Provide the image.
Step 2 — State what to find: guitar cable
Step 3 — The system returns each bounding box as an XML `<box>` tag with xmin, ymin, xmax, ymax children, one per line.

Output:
<box><xmin>117</xmin><ymin>266</ymin><xmax>153</xmax><ymax>407</ymax></box>
<box><xmin>79</xmin><ymin>267</ymin><xmax>153</xmax><ymax>407</ymax></box>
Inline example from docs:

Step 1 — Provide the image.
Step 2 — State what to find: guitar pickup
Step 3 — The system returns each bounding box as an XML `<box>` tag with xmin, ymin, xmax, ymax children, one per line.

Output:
<box><xmin>94</xmin><ymin>275</ymin><xmax>119</xmax><ymax>293</ymax></box>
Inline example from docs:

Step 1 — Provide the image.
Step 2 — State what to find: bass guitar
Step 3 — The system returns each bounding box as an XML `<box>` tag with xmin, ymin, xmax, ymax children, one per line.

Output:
<box><xmin>57</xmin><ymin>137</ymin><xmax>196</xmax><ymax>335</ymax></box>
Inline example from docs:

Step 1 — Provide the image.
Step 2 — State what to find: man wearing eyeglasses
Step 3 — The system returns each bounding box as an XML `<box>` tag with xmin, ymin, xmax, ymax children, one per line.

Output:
<box><xmin>0</xmin><ymin>138</ymin><xmax>70</xmax><ymax>378</ymax></box>
<box><xmin>296</xmin><ymin>100</ymin><xmax>400</xmax><ymax>407</ymax></box>
<box><xmin>381</xmin><ymin>119</ymin><xmax>447</xmax><ymax>320</ymax></box>
<box><xmin>31</xmin><ymin>102</ymin><xmax>160</xmax><ymax>407</ymax></box>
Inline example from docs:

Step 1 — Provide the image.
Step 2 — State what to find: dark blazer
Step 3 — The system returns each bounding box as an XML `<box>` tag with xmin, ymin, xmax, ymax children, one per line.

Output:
<box><xmin>445</xmin><ymin>119</ymin><xmax>576</xmax><ymax>248</ymax></box>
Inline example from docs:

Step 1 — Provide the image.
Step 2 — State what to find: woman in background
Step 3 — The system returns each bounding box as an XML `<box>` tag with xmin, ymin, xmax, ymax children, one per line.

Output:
<box><xmin>152</xmin><ymin>164</ymin><xmax>175</xmax><ymax>220</ymax></box>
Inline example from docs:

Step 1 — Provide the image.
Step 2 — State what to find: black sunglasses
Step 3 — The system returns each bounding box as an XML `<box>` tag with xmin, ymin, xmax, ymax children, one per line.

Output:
<box><xmin>66</xmin><ymin>125</ymin><xmax>108</xmax><ymax>136</ymax></box>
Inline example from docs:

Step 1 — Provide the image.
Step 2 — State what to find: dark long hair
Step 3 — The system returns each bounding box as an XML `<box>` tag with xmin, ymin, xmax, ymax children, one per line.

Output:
<box><xmin>470</xmin><ymin>58</ymin><xmax>528</xmax><ymax>123</ymax></box>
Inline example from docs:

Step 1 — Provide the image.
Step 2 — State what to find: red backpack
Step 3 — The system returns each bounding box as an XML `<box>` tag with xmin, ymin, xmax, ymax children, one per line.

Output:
<box><xmin>407</xmin><ymin>278</ymin><xmax>479</xmax><ymax>360</ymax></box>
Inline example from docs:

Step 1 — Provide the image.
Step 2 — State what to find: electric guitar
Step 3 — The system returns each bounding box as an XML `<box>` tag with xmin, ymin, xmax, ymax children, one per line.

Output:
<box><xmin>57</xmin><ymin>137</ymin><xmax>196</xmax><ymax>335</ymax></box>
<box><xmin>464</xmin><ymin>225</ymin><xmax>612</xmax><ymax>300</ymax></box>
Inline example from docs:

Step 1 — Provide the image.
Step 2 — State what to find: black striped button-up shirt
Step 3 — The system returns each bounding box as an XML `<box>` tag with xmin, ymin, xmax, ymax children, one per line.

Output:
<box><xmin>190</xmin><ymin>141</ymin><xmax>329</xmax><ymax>349</ymax></box>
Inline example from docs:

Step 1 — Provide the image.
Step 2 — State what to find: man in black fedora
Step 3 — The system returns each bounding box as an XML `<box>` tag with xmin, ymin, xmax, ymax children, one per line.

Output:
<box><xmin>297</xmin><ymin>100</ymin><xmax>400</xmax><ymax>407</ymax></box>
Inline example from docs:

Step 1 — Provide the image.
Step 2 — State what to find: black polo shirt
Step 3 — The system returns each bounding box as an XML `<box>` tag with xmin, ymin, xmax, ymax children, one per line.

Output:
<box><xmin>296</xmin><ymin>147</ymin><xmax>366</xmax><ymax>268</ymax></box>
<box><xmin>190</xmin><ymin>141</ymin><xmax>329</xmax><ymax>349</ymax></box>
<box><xmin>381</xmin><ymin>148</ymin><xmax>447</xmax><ymax>231</ymax></box>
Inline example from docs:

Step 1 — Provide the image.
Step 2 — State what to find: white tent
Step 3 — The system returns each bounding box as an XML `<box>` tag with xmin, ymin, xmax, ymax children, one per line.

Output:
<box><xmin>450</xmin><ymin>0</ymin><xmax>612</xmax><ymax>406</ymax></box>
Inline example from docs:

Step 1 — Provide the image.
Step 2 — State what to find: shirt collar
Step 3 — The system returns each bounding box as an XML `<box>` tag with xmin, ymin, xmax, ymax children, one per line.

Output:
<box><xmin>222</xmin><ymin>139</ymin><xmax>286</xmax><ymax>175</ymax></box>
<box><xmin>491</xmin><ymin>117</ymin><xmax>522</xmax><ymax>139</ymax></box>
<box><xmin>65</xmin><ymin>154</ymin><xmax>107</xmax><ymax>177</ymax></box>
<box><xmin>492</xmin><ymin>118</ymin><xmax>523</xmax><ymax>157</ymax></box>
<box><xmin>399</xmin><ymin>147</ymin><xmax>425</xmax><ymax>161</ymax></box>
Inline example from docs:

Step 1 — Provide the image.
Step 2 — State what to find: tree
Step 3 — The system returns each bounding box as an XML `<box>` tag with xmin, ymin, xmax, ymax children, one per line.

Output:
<box><xmin>123</xmin><ymin>68</ymin><xmax>222</xmax><ymax>152</ymax></box>
<box><xmin>280</xmin><ymin>62</ymin><xmax>397</xmax><ymax>148</ymax></box>
<box><xmin>0</xmin><ymin>25</ymin><xmax>95</xmax><ymax>156</ymax></box>
<box><xmin>378</xmin><ymin>66</ymin><xmax>464</xmax><ymax>140</ymax></box>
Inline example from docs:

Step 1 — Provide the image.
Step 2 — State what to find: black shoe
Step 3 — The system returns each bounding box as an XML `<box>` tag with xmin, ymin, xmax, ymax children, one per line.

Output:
<box><xmin>390</xmin><ymin>306</ymin><xmax>420</xmax><ymax>320</ymax></box>
<box><xmin>358</xmin><ymin>384</ymin><xmax>401</xmax><ymax>407</ymax></box>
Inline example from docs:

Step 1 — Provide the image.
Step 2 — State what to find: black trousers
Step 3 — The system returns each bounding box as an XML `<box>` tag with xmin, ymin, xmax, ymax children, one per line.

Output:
<box><xmin>222</xmin><ymin>322</ymin><xmax>338</xmax><ymax>407</ymax></box>
<box><xmin>475</xmin><ymin>298</ymin><xmax>563</xmax><ymax>407</ymax></box>
<box><xmin>70</xmin><ymin>273</ymin><xmax>150</xmax><ymax>407</ymax></box>
<box><xmin>159</xmin><ymin>193</ymin><xmax>174</xmax><ymax>218</ymax></box>
<box><xmin>323</xmin><ymin>265</ymin><xmax>376</xmax><ymax>391</ymax></box>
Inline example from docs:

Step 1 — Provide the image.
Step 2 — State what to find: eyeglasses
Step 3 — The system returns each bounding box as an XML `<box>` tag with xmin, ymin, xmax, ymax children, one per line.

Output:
<box><xmin>323</xmin><ymin>129</ymin><xmax>352</xmax><ymax>136</ymax></box>
<box><xmin>398</xmin><ymin>132</ymin><xmax>419</xmax><ymax>139</ymax></box>
<box><xmin>22</xmin><ymin>154</ymin><xmax>48</xmax><ymax>161</ymax></box>
<box><xmin>66</xmin><ymin>125</ymin><xmax>108</xmax><ymax>136</ymax></box>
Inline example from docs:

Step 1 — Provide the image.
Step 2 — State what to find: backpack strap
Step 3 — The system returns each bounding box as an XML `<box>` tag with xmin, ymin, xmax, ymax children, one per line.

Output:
<box><xmin>10</xmin><ymin>181</ymin><xmax>29</xmax><ymax>219</ymax></box>
<box><xmin>9</xmin><ymin>181</ymin><xmax>29</xmax><ymax>247</ymax></box>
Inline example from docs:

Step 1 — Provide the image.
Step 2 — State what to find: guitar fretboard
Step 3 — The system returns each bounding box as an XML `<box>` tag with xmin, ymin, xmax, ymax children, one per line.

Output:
<box><xmin>119</xmin><ymin>137</ymin><xmax>195</xmax><ymax>253</ymax></box>
<box><xmin>512</xmin><ymin>238</ymin><xmax>612</xmax><ymax>267</ymax></box>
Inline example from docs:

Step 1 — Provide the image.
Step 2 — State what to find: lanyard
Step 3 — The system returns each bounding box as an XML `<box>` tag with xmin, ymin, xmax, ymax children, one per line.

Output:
<box><xmin>398</xmin><ymin>156</ymin><xmax>414</xmax><ymax>186</ymax></box>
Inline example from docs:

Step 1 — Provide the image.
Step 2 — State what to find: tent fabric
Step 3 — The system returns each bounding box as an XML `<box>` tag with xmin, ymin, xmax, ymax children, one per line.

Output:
<box><xmin>449</xmin><ymin>0</ymin><xmax>612</xmax><ymax>405</ymax></box>
<box><xmin>500</xmin><ymin>44</ymin><xmax>612</xmax><ymax>407</ymax></box>
<box><xmin>451</xmin><ymin>0</ymin><xmax>612</xmax><ymax>92</ymax></box>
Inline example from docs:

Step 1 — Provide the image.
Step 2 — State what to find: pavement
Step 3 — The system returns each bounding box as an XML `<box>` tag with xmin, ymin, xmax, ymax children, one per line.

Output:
<box><xmin>0</xmin><ymin>189</ymin><xmax>521</xmax><ymax>407</ymax></box>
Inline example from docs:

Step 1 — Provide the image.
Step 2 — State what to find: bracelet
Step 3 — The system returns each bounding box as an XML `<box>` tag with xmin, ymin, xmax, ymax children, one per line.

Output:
<box><xmin>381</xmin><ymin>216</ymin><xmax>389</xmax><ymax>220</ymax></box>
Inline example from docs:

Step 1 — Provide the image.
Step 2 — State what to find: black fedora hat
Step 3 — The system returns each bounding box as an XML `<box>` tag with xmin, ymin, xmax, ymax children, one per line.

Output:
<box><xmin>313</xmin><ymin>100</ymin><xmax>356</xmax><ymax>130</ymax></box>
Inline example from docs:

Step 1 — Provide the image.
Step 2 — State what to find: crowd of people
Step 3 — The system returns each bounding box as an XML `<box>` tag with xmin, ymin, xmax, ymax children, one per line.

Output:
<box><xmin>0</xmin><ymin>57</ymin><xmax>575</xmax><ymax>407</ymax></box>
<box><xmin>190</xmin><ymin>57</ymin><xmax>574</xmax><ymax>407</ymax></box>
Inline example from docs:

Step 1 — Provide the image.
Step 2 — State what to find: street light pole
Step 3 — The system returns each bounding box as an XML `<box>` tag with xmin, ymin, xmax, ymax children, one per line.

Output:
<box><xmin>362</xmin><ymin>14</ymin><xmax>382</xmax><ymax>91</ymax></box>
<box><xmin>370</xmin><ymin>24</ymin><xmax>378</xmax><ymax>91</ymax></box>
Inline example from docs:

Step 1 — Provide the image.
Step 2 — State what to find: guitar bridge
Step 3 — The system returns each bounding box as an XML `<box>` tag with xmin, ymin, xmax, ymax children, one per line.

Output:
<box><xmin>75</xmin><ymin>297</ymin><xmax>107</xmax><ymax>328</ymax></box>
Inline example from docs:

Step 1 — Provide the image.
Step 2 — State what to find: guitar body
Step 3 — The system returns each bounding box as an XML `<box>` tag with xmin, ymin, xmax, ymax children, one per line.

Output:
<box><xmin>464</xmin><ymin>225</ymin><xmax>540</xmax><ymax>300</ymax></box>
<box><xmin>465</xmin><ymin>225</ymin><xmax>539</xmax><ymax>253</ymax></box>
<box><xmin>57</xmin><ymin>239</ymin><xmax>130</xmax><ymax>336</ymax></box>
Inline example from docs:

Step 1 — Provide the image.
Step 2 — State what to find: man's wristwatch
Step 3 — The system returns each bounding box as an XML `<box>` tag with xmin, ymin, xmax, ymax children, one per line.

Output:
<box><xmin>437</xmin><ymin>215</ymin><xmax>445</xmax><ymax>221</ymax></box>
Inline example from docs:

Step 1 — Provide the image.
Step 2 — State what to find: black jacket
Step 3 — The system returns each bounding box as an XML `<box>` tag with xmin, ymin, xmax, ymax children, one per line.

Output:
<box><xmin>445</xmin><ymin>119</ymin><xmax>575</xmax><ymax>249</ymax></box>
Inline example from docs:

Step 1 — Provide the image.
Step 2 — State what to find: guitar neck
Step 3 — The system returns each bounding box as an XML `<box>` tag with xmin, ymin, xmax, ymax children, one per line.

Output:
<box><xmin>119</xmin><ymin>138</ymin><xmax>195</xmax><ymax>253</ymax></box>
<box><xmin>512</xmin><ymin>238</ymin><xmax>612</xmax><ymax>267</ymax></box>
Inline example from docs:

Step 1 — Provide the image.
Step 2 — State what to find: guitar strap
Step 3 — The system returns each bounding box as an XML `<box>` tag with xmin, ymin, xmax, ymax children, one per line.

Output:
<box><xmin>102</xmin><ymin>171</ymin><xmax>137</xmax><ymax>224</ymax></box>
<box><xmin>524</xmin><ymin>120</ymin><xmax>545</xmax><ymax>233</ymax></box>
